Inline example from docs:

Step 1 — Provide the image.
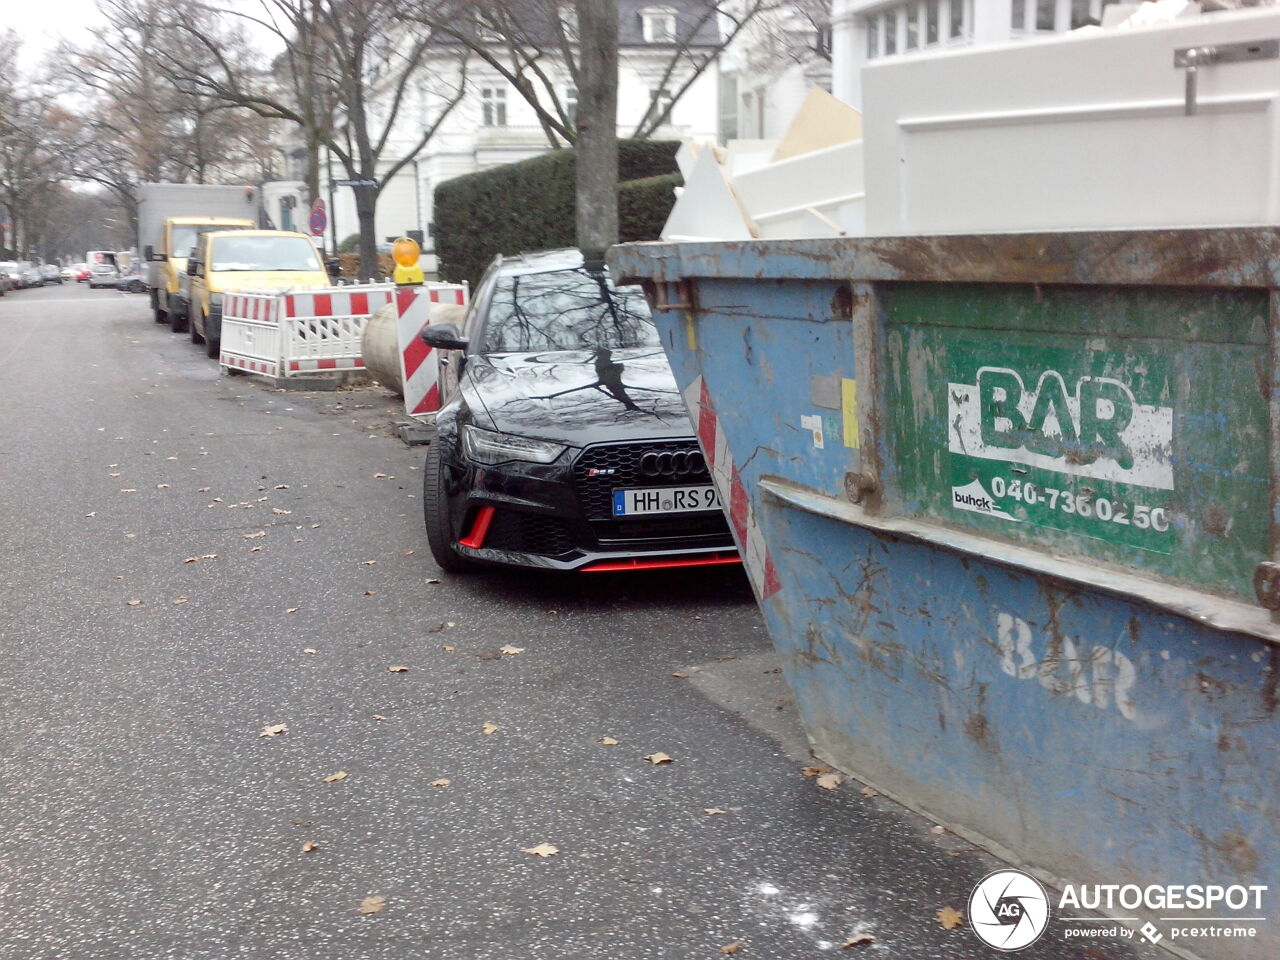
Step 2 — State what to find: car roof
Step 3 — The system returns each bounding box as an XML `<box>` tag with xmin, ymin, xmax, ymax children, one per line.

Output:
<box><xmin>490</xmin><ymin>248</ymin><xmax>587</xmax><ymax>278</ymax></box>
<box><xmin>204</xmin><ymin>229</ymin><xmax>312</xmax><ymax>241</ymax></box>
<box><xmin>170</xmin><ymin>217</ymin><xmax>255</xmax><ymax>225</ymax></box>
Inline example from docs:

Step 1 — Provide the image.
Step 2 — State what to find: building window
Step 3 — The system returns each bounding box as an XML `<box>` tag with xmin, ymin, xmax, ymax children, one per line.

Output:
<box><xmin>1013</xmin><ymin>0</ymin><xmax>1104</xmax><ymax>33</ymax></box>
<box><xmin>565</xmin><ymin>87</ymin><xmax>578</xmax><ymax>127</ymax></box>
<box><xmin>640</xmin><ymin>6</ymin><xmax>678</xmax><ymax>43</ymax></box>
<box><xmin>646</xmin><ymin>87</ymin><xmax>675</xmax><ymax>128</ymax></box>
<box><xmin>866</xmin><ymin>0</ymin><xmax>973</xmax><ymax>60</ymax></box>
<box><xmin>719</xmin><ymin>73</ymin><xmax>738</xmax><ymax>143</ymax></box>
<box><xmin>481</xmin><ymin>86</ymin><xmax>507</xmax><ymax>127</ymax></box>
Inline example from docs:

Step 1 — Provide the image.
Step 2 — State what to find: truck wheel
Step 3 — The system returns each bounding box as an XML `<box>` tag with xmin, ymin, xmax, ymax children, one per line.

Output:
<box><xmin>205</xmin><ymin>329</ymin><xmax>220</xmax><ymax>359</ymax></box>
<box><xmin>190</xmin><ymin>312</ymin><xmax>204</xmax><ymax>345</ymax></box>
<box><xmin>423</xmin><ymin>439</ymin><xmax>476</xmax><ymax>573</ymax></box>
<box><xmin>154</xmin><ymin>305</ymin><xmax>167</xmax><ymax>324</ymax></box>
<box><xmin>168</xmin><ymin>306</ymin><xmax>186</xmax><ymax>333</ymax></box>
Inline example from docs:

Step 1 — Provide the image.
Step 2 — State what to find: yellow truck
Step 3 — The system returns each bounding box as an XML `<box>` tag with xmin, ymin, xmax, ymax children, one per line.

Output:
<box><xmin>147</xmin><ymin>217</ymin><xmax>255</xmax><ymax>331</ymax></box>
<box><xmin>186</xmin><ymin>230</ymin><xmax>332</xmax><ymax>358</ymax></box>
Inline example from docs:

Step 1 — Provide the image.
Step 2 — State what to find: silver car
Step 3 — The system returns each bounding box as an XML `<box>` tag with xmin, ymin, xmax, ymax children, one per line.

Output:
<box><xmin>88</xmin><ymin>263</ymin><xmax>120</xmax><ymax>289</ymax></box>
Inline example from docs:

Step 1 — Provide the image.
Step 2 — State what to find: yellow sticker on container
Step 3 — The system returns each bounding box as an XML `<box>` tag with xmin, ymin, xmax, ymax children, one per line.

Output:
<box><xmin>684</xmin><ymin>312</ymin><xmax>698</xmax><ymax>351</ymax></box>
<box><xmin>842</xmin><ymin>378</ymin><xmax>859</xmax><ymax>448</ymax></box>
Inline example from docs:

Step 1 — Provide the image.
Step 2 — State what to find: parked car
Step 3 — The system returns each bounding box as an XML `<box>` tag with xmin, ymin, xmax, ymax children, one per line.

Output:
<box><xmin>74</xmin><ymin>263</ymin><xmax>91</xmax><ymax>282</ymax></box>
<box><xmin>0</xmin><ymin>262</ymin><xmax>17</xmax><ymax>293</ymax></box>
<box><xmin>19</xmin><ymin>263</ymin><xmax>41</xmax><ymax>287</ymax></box>
<box><xmin>40</xmin><ymin>264</ymin><xmax>62</xmax><ymax>285</ymax></box>
<box><xmin>59</xmin><ymin>266</ymin><xmax>76</xmax><ymax>281</ymax></box>
<box><xmin>419</xmin><ymin>249</ymin><xmax>738</xmax><ymax>574</ymax></box>
<box><xmin>116</xmin><ymin>262</ymin><xmax>146</xmax><ymax>294</ymax></box>
<box><xmin>88</xmin><ymin>262</ymin><xmax>120</xmax><ymax>289</ymax></box>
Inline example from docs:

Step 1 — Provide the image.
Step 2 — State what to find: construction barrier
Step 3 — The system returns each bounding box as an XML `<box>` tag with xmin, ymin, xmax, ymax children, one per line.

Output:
<box><xmin>392</xmin><ymin>284</ymin><xmax>467</xmax><ymax>419</ymax></box>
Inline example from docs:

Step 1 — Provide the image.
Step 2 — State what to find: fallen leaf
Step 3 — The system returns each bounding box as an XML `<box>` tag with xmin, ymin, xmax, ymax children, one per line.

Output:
<box><xmin>373</xmin><ymin>473</ymin><xmax>390</xmax><ymax>479</ymax></box>
<box><xmin>363</xmin><ymin>590</ymin><xmax>376</xmax><ymax>596</ymax></box>
<box><xmin>720</xmin><ymin>942</ymin><xmax>742</xmax><ymax>956</ymax></box>
<box><xmin>704</xmin><ymin>808</ymin><xmax>726</xmax><ymax>816</ymax></box>
<box><xmin>311</xmin><ymin>523</ymin><xmax>320</xmax><ymax>529</ymax></box>
<box><xmin>600</xmin><ymin>737</ymin><xmax>619</xmax><ymax>746</ymax></box>
<box><xmin>244</xmin><ymin>531</ymin><xmax>265</xmax><ymax>540</ymax></box>
<box><xmin>671</xmin><ymin>672</ymin><xmax>690</xmax><ymax>679</ymax></box>
<box><xmin>936</xmin><ymin>906</ymin><xmax>963</xmax><ymax>930</ymax></box>
<box><xmin>259</xmin><ymin>723</ymin><xmax>289</xmax><ymax>738</ymax></box>
<box><xmin>272</xmin><ymin>508</ymin><xmax>292</xmax><ymax>515</ymax></box>
<box><xmin>930</xmin><ymin>825</ymin><xmax>946</xmax><ymax>835</ymax></box>
<box><xmin>500</xmin><ymin>645</ymin><xmax>524</xmax><ymax>655</ymax></box>
<box><xmin>644</xmin><ymin>752</ymin><xmax>674</xmax><ymax>765</ymax></box>
<box><xmin>358</xmin><ymin>895</ymin><xmax>385</xmax><ymax>915</ymax></box>
<box><xmin>286</xmin><ymin>607</ymin><xmax>299</xmax><ymax>614</ymax></box>
<box><xmin>361</xmin><ymin>560</ymin><xmax>377</xmax><ymax>566</ymax></box>
<box><xmin>520</xmin><ymin>843</ymin><xmax>558</xmax><ymax>857</ymax></box>
<box><xmin>84</xmin><ymin>512</ymin><xmax>96</xmax><ymax>518</ymax></box>
<box><xmin>198</xmin><ymin>487</ymin><xmax>212</xmax><ymax>492</ymax></box>
<box><xmin>303</xmin><ymin>648</ymin><xmax>317</xmax><ymax>655</ymax></box>
<box><xmin>802</xmin><ymin>765</ymin><xmax>833</xmax><ymax>778</ymax></box>
<box><xmin>250</xmin><ymin>546</ymin><xmax>262</xmax><ymax>553</ymax></box>
<box><xmin>126</xmin><ymin>599</ymin><xmax>142</xmax><ymax>606</ymax></box>
<box><xmin>120</xmin><ymin>488</ymin><xmax>137</xmax><ymax>493</ymax></box>
<box><xmin>425</xmin><ymin>578</ymin><xmax>441</xmax><ymax>585</ymax></box>
<box><xmin>429</xmin><ymin>778</ymin><xmax>450</xmax><ymax>787</ymax></box>
<box><xmin>482</xmin><ymin>722</ymin><xmax>499</xmax><ymax>735</ymax></box>
<box><xmin>323</xmin><ymin>771</ymin><xmax>348</xmax><ymax>783</ymax></box>
<box><xmin>403</xmin><ymin>550</ymin><xmax>415</xmax><ymax>556</ymax></box>
<box><xmin>371</xmin><ymin>714</ymin><xmax>388</xmax><ymax>721</ymax></box>
<box><xmin>183</xmin><ymin>557</ymin><xmax>199</xmax><ymax>564</ymax></box>
<box><xmin>275</xmin><ymin>484</ymin><xmax>288</xmax><ymax>489</ymax></box>
<box><xmin>840</xmin><ymin>934</ymin><xmax>875</xmax><ymax>949</ymax></box>
<box><xmin>301</xmin><ymin>842</ymin><xmax>318</xmax><ymax>853</ymax></box>
<box><xmin>173</xmin><ymin>597</ymin><xmax>189</xmax><ymax>605</ymax></box>
<box><xmin>816</xmin><ymin>773</ymin><xmax>843</xmax><ymax>790</ymax></box>
<box><xmin>442</xmin><ymin>645</ymin><xmax>455</xmax><ymax>653</ymax></box>
<box><xmin>109</xmin><ymin>472</ymin><xmax>121</xmax><ymax>478</ymax></box>
<box><xmin>156</xmin><ymin>483</ymin><xmax>169</xmax><ymax>489</ymax></box>
<box><xmin>860</xmin><ymin>786</ymin><xmax>879</xmax><ymax>797</ymax></box>
<box><xmin>387</xmin><ymin>665</ymin><xmax>409</xmax><ymax>673</ymax></box>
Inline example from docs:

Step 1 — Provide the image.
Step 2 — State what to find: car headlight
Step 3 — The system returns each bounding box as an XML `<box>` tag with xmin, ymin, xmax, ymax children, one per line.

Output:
<box><xmin>462</xmin><ymin>425</ymin><xmax>567</xmax><ymax>465</ymax></box>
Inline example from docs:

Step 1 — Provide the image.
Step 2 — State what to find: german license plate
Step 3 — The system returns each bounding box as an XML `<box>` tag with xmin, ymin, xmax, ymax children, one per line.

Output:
<box><xmin>612</xmin><ymin>485</ymin><xmax>720</xmax><ymax>516</ymax></box>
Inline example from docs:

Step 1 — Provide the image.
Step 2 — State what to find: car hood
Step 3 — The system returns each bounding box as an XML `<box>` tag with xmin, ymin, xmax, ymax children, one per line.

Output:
<box><xmin>467</xmin><ymin>347</ymin><xmax>696</xmax><ymax>446</ymax></box>
<box><xmin>208</xmin><ymin>271</ymin><xmax>330</xmax><ymax>294</ymax></box>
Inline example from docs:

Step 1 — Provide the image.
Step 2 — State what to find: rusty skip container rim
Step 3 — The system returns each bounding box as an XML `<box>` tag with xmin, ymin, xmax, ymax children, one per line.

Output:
<box><xmin>610</xmin><ymin>227</ymin><xmax>1280</xmax><ymax>645</ymax></box>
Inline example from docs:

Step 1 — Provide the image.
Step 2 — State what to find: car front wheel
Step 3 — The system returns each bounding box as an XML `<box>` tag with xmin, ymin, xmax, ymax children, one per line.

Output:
<box><xmin>423</xmin><ymin>438</ymin><xmax>475</xmax><ymax>573</ymax></box>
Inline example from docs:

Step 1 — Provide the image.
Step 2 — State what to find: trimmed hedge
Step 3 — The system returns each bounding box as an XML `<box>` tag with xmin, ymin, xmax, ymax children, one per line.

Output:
<box><xmin>434</xmin><ymin>140</ymin><xmax>682</xmax><ymax>286</ymax></box>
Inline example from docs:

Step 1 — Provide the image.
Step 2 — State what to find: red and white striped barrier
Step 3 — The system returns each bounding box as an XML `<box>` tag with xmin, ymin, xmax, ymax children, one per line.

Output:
<box><xmin>220</xmin><ymin>285</ymin><xmax>398</xmax><ymax>378</ymax></box>
<box><xmin>394</xmin><ymin>284</ymin><xmax>468</xmax><ymax>419</ymax></box>
<box><xmin>683</xmin><ymin>374</ymin><xmax>780</xmax><ymax>601</ymax></box>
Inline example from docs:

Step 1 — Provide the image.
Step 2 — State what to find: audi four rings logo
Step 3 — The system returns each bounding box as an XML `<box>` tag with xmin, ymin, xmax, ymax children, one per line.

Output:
<box><xmin>969</xmin><ymin>870</ymin><xmax>1051</xmax><ymax>951</ymax></box>
<box><xmin>639</xmin><ymin>450</ymin><xmax>706</xmax><ymax>478</ymax></box>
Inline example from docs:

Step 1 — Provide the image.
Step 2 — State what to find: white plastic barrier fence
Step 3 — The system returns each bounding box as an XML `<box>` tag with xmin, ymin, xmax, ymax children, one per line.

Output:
<box><xmin>220</xmin><ymin>285</ymin><xmax>397</xmax><ymax>378</ymax></box>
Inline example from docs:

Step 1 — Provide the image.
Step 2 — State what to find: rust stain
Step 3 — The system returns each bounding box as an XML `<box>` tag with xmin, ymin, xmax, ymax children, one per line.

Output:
<box><xmin>1262</xmin><ymin>646</ymin><xmax>1279</xmax><ymax>715</ymax></box>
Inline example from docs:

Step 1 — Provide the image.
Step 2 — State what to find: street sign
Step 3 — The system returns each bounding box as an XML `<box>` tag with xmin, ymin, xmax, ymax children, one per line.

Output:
<box><xmin>309</xmin><ymin>198</ymin><xmax>327</xmax><ymax>237</ymax></box>
<box><xmin>335</xmin><ymin>178</ymin><xmax>380</xmax><ymax>188</ymax></box>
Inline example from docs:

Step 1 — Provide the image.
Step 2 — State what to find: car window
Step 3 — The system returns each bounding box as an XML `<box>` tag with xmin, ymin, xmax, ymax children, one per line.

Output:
<box><xmin>480</xmin><ymin>268</ymin><xmax>658</xmax><ymax>354</ymax></box>
<box><xmin>172</xmin><ymin>224</ymin><xmax>249</xmax><ymax>258</ymax></box>
<box><xmin>210</xmin><ymin>236</ymin><xmax>321</xmax><ymax>272</ymax></box>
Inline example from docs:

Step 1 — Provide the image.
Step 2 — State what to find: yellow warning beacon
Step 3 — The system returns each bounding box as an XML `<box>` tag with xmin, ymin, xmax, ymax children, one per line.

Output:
<box><xmin>392</xmin><ymin>237</ymin><xmax>424</xmax><ymax>286</ymax></box>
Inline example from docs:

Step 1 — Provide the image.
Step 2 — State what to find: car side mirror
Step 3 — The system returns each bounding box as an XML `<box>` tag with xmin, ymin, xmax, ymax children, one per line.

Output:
<box><xmin>421</xmin><ymin>323</ymin><xmax>469</xmax><ymax>351</ymax></box>
<box><xmin>187</xmin><ymin>258</ymin><xmax>202</xmax><ymax>276</ymax></box>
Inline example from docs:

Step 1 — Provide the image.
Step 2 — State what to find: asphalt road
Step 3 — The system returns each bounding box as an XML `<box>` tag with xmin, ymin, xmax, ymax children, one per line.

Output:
<box><xmin>0</xmin><ymin>283</ymin><xmax>1167</xmax><ymax>960</ymax></box>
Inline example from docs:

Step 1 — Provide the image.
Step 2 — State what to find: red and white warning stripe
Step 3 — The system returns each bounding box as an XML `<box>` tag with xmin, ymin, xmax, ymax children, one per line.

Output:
<box><xmin>683</xmin><ymin>374</ymin><xmax>781</xmax><ymax>601</ymax></box>
<box><xmin>222</xmin><ymin>354</ymin><xmax>279</xmax><ymax>376</ymax></box>
<box><xmin>287</xmin><ymin>358</ymin><xmax>366</xmax><ymax>372</ymax></box>
<box><xmin>395</xmin><ymin>284</ymin><xmax>469</xmax><ymax>418</ymax></box>
<box><xmin>223</xmin><ymin>293</ymin><xmax>278</xmax><ymax>324</ymax></box>
<box><xmin>283</xmin><ymin>288</ymin><xmax>396</xmax><ymax>320</ymax></box>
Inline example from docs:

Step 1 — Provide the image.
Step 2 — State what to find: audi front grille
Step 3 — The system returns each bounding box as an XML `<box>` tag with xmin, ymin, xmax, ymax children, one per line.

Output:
<box><xmin>572</xmin><ymin>440</ymin><xmax>714</xmax><ymax>520</ymax></box>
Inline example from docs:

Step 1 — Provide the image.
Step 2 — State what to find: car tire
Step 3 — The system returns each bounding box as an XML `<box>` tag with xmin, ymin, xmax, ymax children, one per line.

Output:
<box><xmin>155</xmin><ymin>304</ymin><xmax>167</xmax><ymax>324</ymax></box>
<box><xmin>423</xmin><ymin>438</ymin><xmax>476</xmax><ymax>573</ymax></box>
<box><xmin>169</xmin><ymin>305</ymin><xmax>186</xmax><ymax>334</ymax></box>
<box><xmin>205</xmin><ymin>328</ymin><xmax>220</xmax><ymax>359</ymax></box>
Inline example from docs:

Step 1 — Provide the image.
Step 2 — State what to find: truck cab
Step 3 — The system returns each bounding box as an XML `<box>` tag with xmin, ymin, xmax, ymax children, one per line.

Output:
<box><xmin>150</xmin><ymin>217</ymin><xmax>255</xmax><ymax>332</ymax></box>
<box><xmin>187</xmin><ymin>230</ymin><xmax>331</xmax><ymax>358</ymax></box>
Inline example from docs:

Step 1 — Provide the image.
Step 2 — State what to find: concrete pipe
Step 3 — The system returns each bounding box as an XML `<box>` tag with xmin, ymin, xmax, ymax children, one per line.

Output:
<box><xmin>362</xmin><ymin>300</ymin><xmax>469</xmax><ymax>397</ymax></box>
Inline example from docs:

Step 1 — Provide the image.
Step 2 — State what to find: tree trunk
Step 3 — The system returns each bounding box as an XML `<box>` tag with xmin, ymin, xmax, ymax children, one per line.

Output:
<box><xmin>354</xmin><ymin>186</ymin><xmax>380</xmax><ymax>280</ymax></box>
<box><xmin>574</xmin><ymin>0</ymin><xmax>618</xmax><ymax>263</ymax></box>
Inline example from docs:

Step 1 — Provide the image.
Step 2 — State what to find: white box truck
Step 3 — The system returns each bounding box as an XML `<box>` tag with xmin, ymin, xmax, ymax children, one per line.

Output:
<box><xmin>137</xmin><ymin>182</ymin><xmax>258</xmax><ymax>332</ymax></box>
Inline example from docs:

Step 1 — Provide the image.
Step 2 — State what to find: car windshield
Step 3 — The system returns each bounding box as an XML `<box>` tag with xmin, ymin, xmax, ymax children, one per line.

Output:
<box><xmin>210</xmin><ymin>236</ymin><xmax>319</xmax><ymax>272</ymax></box>
<box><xmin>173</xmin><ymin>224</ymin><xmax>247</xmax><ymax>258</ymax></box>
<box><xmin>0</xmin><ymin>262</ymin><xmax>16</xmax><ymax>273</ymax></box>
<box><xmin>480</xmin><ymin>268</ymin><xmax>658</xmax><ymax>354</ymax></box>
<box><xmin>92</xmin><ymin>264</ymin><xmax>115</xmax><ymax>272</ymax></box>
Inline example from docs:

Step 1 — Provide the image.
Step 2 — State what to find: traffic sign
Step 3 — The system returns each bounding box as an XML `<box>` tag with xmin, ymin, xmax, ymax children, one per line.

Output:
<box><xmin>335</xmin><ymin>178</ymin><xmax>380</xmax><ymax>188</ymax></box>
<box><xmin>309</xmin><ymin>199</ymin><xmax>327</xmax><ymax>237</ymax></box>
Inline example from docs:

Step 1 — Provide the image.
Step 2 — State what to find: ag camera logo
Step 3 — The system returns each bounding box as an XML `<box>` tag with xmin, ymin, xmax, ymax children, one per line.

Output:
<box><xmin>969</xmin><ymin>870</ymin><xmax>1051</xmax><ymax>951</ymax></box>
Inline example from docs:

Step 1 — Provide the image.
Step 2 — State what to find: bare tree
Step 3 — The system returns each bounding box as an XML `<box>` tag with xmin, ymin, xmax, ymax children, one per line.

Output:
<box><xmin>402</xmin><ymin>0</ymin><xmax>766</xmax><ymax>147</ymax></box>
<box><xmin>575</xmin><ymin>0</ymin><xmax>618</xmax><ymax>258</ymax></box>
<box><xmin>172</xmin><ymin>0</ymin><xmax>469</xmax><ymax>276</ymax></box>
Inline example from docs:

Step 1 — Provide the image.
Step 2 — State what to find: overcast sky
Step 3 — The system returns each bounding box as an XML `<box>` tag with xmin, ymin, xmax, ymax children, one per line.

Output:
<box><xmin>8</xmin><ymin>0</ymin><xmax>100</xmax><ymax>70</ymax></box>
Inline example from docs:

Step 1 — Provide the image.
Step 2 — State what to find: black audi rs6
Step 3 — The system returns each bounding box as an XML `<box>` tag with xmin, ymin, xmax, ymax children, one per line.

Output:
<box><xmin>419</xmin><ymin>249</ymin><xmax>739</xmax><ymax>574</ymax></box>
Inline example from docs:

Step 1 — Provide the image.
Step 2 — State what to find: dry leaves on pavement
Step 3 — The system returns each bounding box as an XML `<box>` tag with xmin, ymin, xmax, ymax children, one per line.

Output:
<box><xmin>173</xmin><ymin>597</ymin><xmax>189</xmax><ymax>605</ymax></box>
<box><xmin>643</xmin><ymin>752</ymin><xmax>674</xmax><ymax>765</ymax></box>
<box><xmin>429</xmin><ymin>779</ymin><xmax>450</xmax><ymax>787</ymax></box>
<box><xmin>358</xmin><ymin>895</ymin><xmax>385</xmax><ymax>915</ymax></box>
<box><xmin>126</xmin><ymin>599</ymin><xmax>142</xmax><ymax>606</ymax></box>
<box><xmin>301</xmin><ymin>842</ymin><xmax>319</xmax><ymax>853</ymax></box>
<box><xmin>323</xmin><ymin>771</ymin><xmax>348</xmax><ymax>783</ymax></box>
<box><xmin>840</xmin><ymin>934</ymin><xmax>875</xmax><ymax>949</ymax></box>
<box><xmin>704</xmin><ymin>808</ymin><xmax>726</xmax><ymax>816</ymax></box>
<box><xmin>520</xmin><ymin>843</ymin><xmax>558</xmax><ymax>857</ymax></box>
<box><xmin>599</xmin><ymin>737</ymin><xmax>619</xmax><ymax>746</ymax></box>
<box><xmin>860</xmin><ymin>786</ymin><xmax>878</xmax><ymax>797</ymax></box>
<box><xmin>720</xmin><ymin>942</ymin><xmax>742</xmax><ymax>955</ymax></box>
<box><xmin>802</xmin><ymin>765</ymin><xmax>832</xmax><ymax>778</ymax></box>
<box><xmin>387</xmin><ymin>665</ymin><xmax>409</xmax><ymax>673</ymax></box>
<box><xmin>259</xmin><ymin>723</ymin><xmax>289</xmax><ymax>738</ymax></box>
<box><xmin>244</xmin><ymin>531</ymin><xmax>265</xmax><ymax>540</ymax></box>
<box><xmin>303</xmin><ymin>648</ymin><xmax>317</xmax><ymax>655</ymax></box>
<box><xmin>936</xmin><ymin>906</ymin><xmax>964</xmax><ymax>930</ymax></box>
<box><xmin>482</xmin><ymin>723</ymin><xmax>499</xmax><ymax>735</ymax></box>
<box><xmin>816</xmin><ymin>773</ymin><xmax>843</xmax><ymax>790</ymax></box>
<box><xmin>499</xmin><ymin>645</ymin><xmax>524</xmax><ymax>656</ymax></box>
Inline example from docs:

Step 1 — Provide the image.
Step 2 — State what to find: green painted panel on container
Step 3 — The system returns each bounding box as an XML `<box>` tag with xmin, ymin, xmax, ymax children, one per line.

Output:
<box><xmin>884</xmin><ymin>283</ymin><xmax>1269</xmax><ymax>599</ymax></box>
